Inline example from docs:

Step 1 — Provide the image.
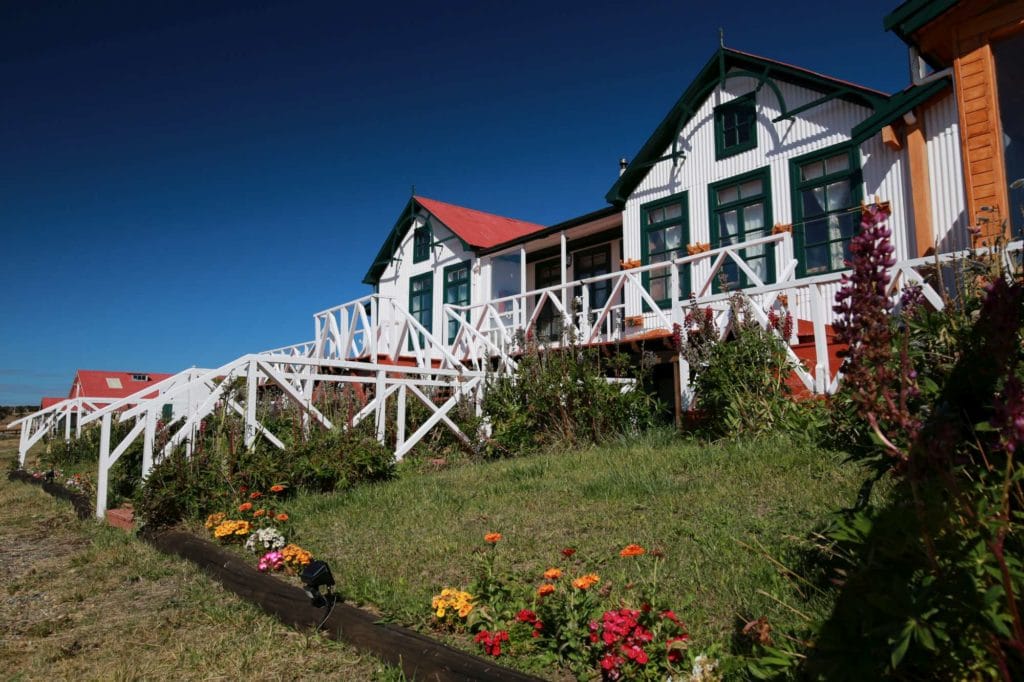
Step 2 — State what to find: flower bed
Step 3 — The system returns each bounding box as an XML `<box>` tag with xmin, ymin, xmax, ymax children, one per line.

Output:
<box><xmin>202</xmin><ymin>484</ymin><xmax>316</xmax><ymax>578</ymax></box>
<box><xmin>427</xmin><ymin>532</ymin><xmax>721</xmax><ymax>681</ymax></box>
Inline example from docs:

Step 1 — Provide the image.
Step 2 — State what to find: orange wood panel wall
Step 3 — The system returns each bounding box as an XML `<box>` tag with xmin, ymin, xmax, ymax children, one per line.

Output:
<box><xmin>915</xmin><ymin>1</ymin><xmax>1024</xmax><ymax>243</ymax></box>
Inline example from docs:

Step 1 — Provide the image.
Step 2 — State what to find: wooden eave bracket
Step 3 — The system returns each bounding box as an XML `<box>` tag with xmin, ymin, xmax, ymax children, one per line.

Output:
<box><xmin>882</xmin><ymin>123</ymin><xmax>903</xmax><ymax>151</ymax></box>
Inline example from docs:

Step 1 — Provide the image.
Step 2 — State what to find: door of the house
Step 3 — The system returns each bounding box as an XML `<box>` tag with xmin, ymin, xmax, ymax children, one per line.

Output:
<box><xmin>534</xmin><ymin>257</ymin><xmax>562</xmax><ymax>342</ymax></box>
<box><xmin>573</xmin><ymin>244</ymin><xmax>613</xmax><ymax>310</ymax></box>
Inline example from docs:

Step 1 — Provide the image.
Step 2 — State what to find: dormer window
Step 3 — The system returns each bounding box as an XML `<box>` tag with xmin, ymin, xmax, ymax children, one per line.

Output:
<box><xmin>413</xmin><ymin>224</ymin><xmax>432</xmax><ymax>263</ymax></box>
<box><xmin>715</xmin><ymin>94</ymin><xmax>757</xmax><ymax>160</ymax></box>
<box><xmin>131</xmin><ymin>374</ymin><xmax>151</xmax><ymax>382</ymax></box>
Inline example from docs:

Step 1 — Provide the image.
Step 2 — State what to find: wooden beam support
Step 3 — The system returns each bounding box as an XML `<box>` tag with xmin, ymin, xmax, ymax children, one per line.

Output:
<box><xmin>905</xmin><ymin>112</ymin><xmax>935</xmax><ymax>256</ymax></box>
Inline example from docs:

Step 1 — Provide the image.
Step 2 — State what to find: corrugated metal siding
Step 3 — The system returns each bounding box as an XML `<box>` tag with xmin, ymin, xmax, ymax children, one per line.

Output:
<box><xmin>377</xmin><ymin>214</ymin><xmax>477</xmax><ymax>349</ymax></box>
<box><xmin>861</xmin><ymin>135</ymin><xmax>912</xmax><ymax>262</ymax></box>
<box><xmin>925</xmin><ymin>91</ymin><xmax>969</xmax><ymax>252</ymax></box>
<box><xmin>622</xmin><ymin>71</ymin><xmax>875</xmax><ymax>316</ymax></box>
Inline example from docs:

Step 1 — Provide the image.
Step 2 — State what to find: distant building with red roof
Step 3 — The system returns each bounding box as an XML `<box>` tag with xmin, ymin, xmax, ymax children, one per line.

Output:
<box><xmin>68</xmin><ymin>370</ymin><xmax>174</xmax><ymax>401</ymax></box>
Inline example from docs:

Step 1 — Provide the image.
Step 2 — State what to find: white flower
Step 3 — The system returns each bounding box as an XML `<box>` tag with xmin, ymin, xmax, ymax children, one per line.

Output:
<box><xmin>244</xmin><ymin>526</ymin><xmax>286</xmax><ymax>553</ymax></box>
<box><xmin>690</xmin><ymin>654</ymin><xmax>721</xmax><ymax>682</ymax></box>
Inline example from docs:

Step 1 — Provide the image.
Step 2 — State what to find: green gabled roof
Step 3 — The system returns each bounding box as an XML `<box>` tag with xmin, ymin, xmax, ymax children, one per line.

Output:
<box><xmin>884</xmin><ymin>0</ymin><xmax>959</xmax><ymax>45</ymax></box>
<box><xmin>605</xmin><ymin>47</ymin><xmax>890</xmax><ymax>206</ymax></box>
<box><xmin>850</xmin><ymin>76</ymin><xmax>952</xmax><ymax>144</ymax></box>
<box><xmin>363</xmin><ymin>198</ymin><xmax>417</xmax><ymax>286</ymax></box>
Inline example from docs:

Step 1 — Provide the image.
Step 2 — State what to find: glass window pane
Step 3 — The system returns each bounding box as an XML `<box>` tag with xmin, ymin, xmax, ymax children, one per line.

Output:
<box><xmin>648</xmin><ymin>230</ymin><xmax>665</xmax><ymax>253</ymax></box>
<box><xmin>649</xmin><ymin>277</ymin><xmax>666</xmax><ymax>301</ymax></box>
<box><xmin>665</xmin><ymin>225</ymin><xmax>682</xmax><ymax>250</ymax></box>
<box><xmin>736</xmin><ymin>123</ymin><xmax>752</xmax><ymax>145</ymax></box>
<box><xmin>662</xmin><ymin>202</ymin><xmax>682</xmax><ymax>221</ymax></box>
<box><xmin>805</xmin><ymin>217</ymin><xmax>830</xmax><ymax>245</ymax></box>
<box><xmin>801</xmin><ymin>160</ymin><xmax>824</xmax><ymax>182</ymax></box>
<box><xmin>825</xmin><ymin>153</ymin><xmax>850</xmax><ymax>175</ymax></box>
<box><xmin>744</xmin><ymin>203</ymin><xmax>764</xmax><ymax>232</ymax></box>
<box><xmin>805</xmin><ymin>245</ymin><xmax>828</xmax><ymax>273</ymax></box>
<box><xmin>717</xmin><ymin>185</ymin><xmax>739</xmax><ymax>204</ymax></box>
<box><xmin>802</xmin><ymin>187</ymin><xmax>826</xmax><ymax>218</ymax></box>
<box><xmin>719</xmin><ymin>210</ymin><xmax>739</xmax><ymax>241</ymax></box>
<box><xmin>739</xmin><ymin>179</ymin><xmax>762</xmax><ymax>198</ymax></box>
<box><xmin>826</xmin><ymin>180</ymin><xmax>852</xmax><ymax>212</ymax></box>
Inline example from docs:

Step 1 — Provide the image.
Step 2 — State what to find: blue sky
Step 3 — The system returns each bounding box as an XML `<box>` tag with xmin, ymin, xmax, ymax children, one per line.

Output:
<box><xmin>0</xmin><ymin>0</ymin><xmax>911</xmax><ymax>404</ymax></box>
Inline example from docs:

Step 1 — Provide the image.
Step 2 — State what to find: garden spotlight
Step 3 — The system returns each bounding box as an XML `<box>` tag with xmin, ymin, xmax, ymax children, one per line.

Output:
<box><xmin>300</xmin><ymin>560</ymin><xmax>335</xmax><ymax>608</ymax></box>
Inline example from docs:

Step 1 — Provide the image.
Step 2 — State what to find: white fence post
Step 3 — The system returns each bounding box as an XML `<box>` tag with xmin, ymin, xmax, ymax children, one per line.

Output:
<box><xmin>95</xmin><ymin>413</ymin><xmax>112</xmax><ymax>519</ymax></box>
<box><xmin>244</xmin><ymin>358</ymin><xmax>258</xmax><ymax>449</ymax></box>
<box><xmin>142</xmin><ymin>410</ymin><xmax>156</xmax><ymax>479</ymax></box>
<box><xmin>375</xmin><ymin>370</ymin><xmax>387</xmax><ymax>445</ymax></box>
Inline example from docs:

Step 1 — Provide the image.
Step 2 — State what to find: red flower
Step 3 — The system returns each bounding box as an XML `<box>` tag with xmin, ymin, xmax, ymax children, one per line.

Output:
<box><xmin>561</xmin><ymin>547</ymin><xmax>576</xmax><ymax>557</ymax></box>
<box><xmin>474</xmin><ymin>629</ymin><xmax>509</xmax><ymax>657</ymax></box>
<box><xmin>250</xmin><ymin>491</ymin><xmax>262</xmax><ymax>500</ymax></box>
<box><xmin>516</xmin><ymin>609</ymin><xmax>537</xmax><ymax>624</ymax></box>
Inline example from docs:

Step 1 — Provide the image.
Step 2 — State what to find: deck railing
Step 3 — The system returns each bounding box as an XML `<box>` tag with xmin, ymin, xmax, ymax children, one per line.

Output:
<box><xmin>444</xmin><ymin>231</ymin><xmax>797</xmax><ymax>366</ymax></box>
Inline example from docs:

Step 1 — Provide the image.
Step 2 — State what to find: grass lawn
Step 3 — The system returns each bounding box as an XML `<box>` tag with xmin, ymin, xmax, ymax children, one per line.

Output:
<box><xmin>0</xmin><ymin>440</ymin><xmax>398</xmax><ymax>681</ymax></box>
<box><xmin>275</xmin><ymin>429</ymin><xmax>870</xmax><ymax>670</ymax></box>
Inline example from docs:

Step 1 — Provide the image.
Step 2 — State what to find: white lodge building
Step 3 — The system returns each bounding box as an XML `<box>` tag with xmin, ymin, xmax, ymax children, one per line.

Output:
<box><xmin>16</xmin><ymin>1</ymin><xmax>1024</xmax><ymax>516</ymax></box>
<box><xmin>360</xmin><ymin>45</ymin><xmax>974</xmax><ymax>397</ymax></box>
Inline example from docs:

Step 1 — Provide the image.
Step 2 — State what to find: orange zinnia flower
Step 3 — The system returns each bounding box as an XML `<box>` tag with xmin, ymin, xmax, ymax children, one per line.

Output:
<box><xmin>571</xmin><ymin>574</ymin><xmax>600</xmax><ymax>590</ymax></box>
<box><xmin>238</xmin><ymin>502</ymin><xmax>253</xmax><ymax>512</ymax></box>
<box><xmin>484</xmin><ymin>532</ymin><xmax>502</xmax><ymax>544</ymax></box>
<box><xmin>275</xmin><ymin>513</ymin><xmax>289</xmax><ymax>522</ymax></box>
<box><xmin>250</xmin><ymin>491</ymin><xmax>262</xmax><ymax>500</ymax></box>
<box><xmin>619</xmin><ymin>544</ymin><xmax>646</xmax><ymax>557</ymax></box>
<box><xmin>537</xmin><ymin>584</ymin><xmax>555</xmax><ymax>597</ymax></box>
<box><xmin>270</xmin><ymin>484</ymin><xmax>286</xmax><ymax>493</ymax></box>
<box><xmin>543</xmin><ymin>568</ymin><xmax>563</xmax><ymax>580</ymax></box>
<box><xmin>254</xmin><ymin>509</ymin><xmax>266</xmax><ymax>518</ymax></box>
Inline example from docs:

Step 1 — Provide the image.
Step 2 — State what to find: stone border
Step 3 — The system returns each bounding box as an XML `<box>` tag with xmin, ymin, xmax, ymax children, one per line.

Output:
<box><xmin>7</xmin><ymin>470</ymin><xmax>542</xmax><ymax>682</ymax></box>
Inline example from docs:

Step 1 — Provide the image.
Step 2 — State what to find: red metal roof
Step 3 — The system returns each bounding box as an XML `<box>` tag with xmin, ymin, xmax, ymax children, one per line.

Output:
<box><xmin>414</xmin><ymin>196</ymin><xmax>546</xmax><ymax>248</ymax></box>
<box><xmin>69</xmin><ymin>370</ymin><xmax>174</xmax><ymax>400</ymax></box>
<box><xmin>40</xmin><ymin>397</ymin><xmax>65</xmax><ymax>409</ymax></box>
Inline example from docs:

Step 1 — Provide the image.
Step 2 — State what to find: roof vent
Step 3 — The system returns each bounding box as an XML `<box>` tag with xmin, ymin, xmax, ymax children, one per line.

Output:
<box><xmin>619</xmin><ymin>158</ymin><xmax>628</xmax><ymax>176</ymax></box>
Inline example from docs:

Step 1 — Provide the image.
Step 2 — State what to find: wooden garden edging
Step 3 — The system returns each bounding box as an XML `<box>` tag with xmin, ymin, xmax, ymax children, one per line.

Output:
<box><xmin>6</xmin><ymin>470</ymin><xmax>542</xmax><ymax>682</ymax></box>
<box><xmin>8</xmin><ymin>469</ymin><xmax>93</xmax><ymax>519</ymax></box>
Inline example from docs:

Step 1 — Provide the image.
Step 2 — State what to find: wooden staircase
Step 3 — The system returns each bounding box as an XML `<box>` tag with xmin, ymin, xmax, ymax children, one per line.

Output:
<box><xmin>787</xmin><ymin>319</ymin><xmax>846</xmax><ymax>398</ymax></box>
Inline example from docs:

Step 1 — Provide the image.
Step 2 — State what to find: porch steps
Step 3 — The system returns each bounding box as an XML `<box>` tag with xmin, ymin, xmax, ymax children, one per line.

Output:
<box><xmin>786</xmin><ymin>320</ymin><xmax>845</xmax><ymax>398</ymax></box>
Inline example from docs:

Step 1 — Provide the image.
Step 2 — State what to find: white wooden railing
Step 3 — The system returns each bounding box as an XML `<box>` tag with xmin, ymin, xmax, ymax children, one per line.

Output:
<box><xmin>444</xmin><ymin>231</ymin><xmax>797</xmax><ymax>366</ymax></box>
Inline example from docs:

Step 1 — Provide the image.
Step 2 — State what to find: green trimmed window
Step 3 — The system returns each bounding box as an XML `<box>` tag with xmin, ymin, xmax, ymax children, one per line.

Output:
<box><xmin>714</xmin><ymin>94</ymin><xmax>757</xmax><ymax>159</ymax></box>
<box><xmin>573</xmin><ymin>244</ymin><xmax>612</xmax><ymax>309</ymax></box>
<box><xmin>534</xmin><ymin>257</ymin><xmax>562</xmax><ymax>342</ymax></box>
<box><xmin>791</xmin><ymin>147</ymin><xmax>862</xmax><ymax>275</ymax></box>
<box><xmin>443</xmin><ymin>261</ymin><xmax>471</xmax><ymax>344</ymax></box>
<box><xmin>412</xmin><ymin>224</ymin><xmax>432</xmax><ymax>263</ymax></box>
<box><xmin>641</xmin><ymin>192</ymin><xmax>689</xmax><ymax>307</ymax></box>
<box><xmin>409</xmin><ymin>272</ymin><xmax>433</xmax><ymax>348</ymax></box>
<box><xmin>709</xmin><ymin>168</ymin><xmax>773</xmax><ymax>290</ymax></box>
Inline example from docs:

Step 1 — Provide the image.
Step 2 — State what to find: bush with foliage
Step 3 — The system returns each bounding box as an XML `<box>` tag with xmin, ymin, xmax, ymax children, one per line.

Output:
<box><xmin>135</xmin><ymin>416</ymin><xmax>394</xmax><ymax>527</ymax></box>
<box><xmin>748</xmin><ymin>205</ymin><xmax>1024</xmax><ymax>680</ymax></box>
<box><xmin>680</xmin><ymin>293</ymin><xmax>824</xmax><ymax>438</ymax></box>
<box><xmin>480</xmin><ymin>332</ymin><xmax>661</xmax><ymax>457</ymax></box>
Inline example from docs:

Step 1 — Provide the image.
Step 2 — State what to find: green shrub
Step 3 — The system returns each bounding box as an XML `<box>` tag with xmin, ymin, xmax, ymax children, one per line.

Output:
<box><xmin>480</xmin><ymin>333</ymin><xmax>661</xmax><ymax>457</ymax></box>
<box><xmin>684</xmin><ymin>293</ymin><xmax>822</xmax><ymax>438</ymax></box>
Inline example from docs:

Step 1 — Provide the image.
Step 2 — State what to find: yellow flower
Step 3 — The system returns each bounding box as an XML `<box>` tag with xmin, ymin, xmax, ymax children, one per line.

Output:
<box><xmin>458</xmin><ymin>604</ymin><xmax>473</xmax><ymax>618</ymax></box>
